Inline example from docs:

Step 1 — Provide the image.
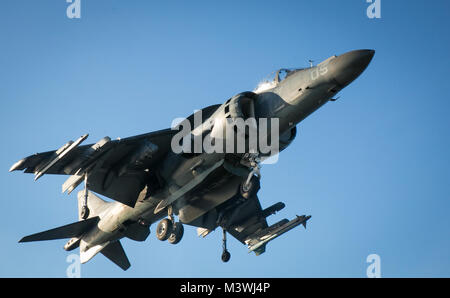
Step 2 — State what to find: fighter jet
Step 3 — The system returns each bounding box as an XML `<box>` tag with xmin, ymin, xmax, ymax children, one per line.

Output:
<box><xmin>10</xmin><ymin>49</ymin><xmax>374</xmax><ymax>270</ymax></box>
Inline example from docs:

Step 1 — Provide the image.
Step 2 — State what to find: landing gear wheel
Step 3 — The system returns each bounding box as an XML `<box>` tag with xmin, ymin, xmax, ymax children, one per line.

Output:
<box><xmin>168</xmin><ymin>222</ymin><xmax>184</xmax><ymax>245</ymax></box>
<box><xmin>240</xmin><ymin>175</ymin><xmax>260</xmax><ymax>199</ymax></box>
<box><xmin>156</xmin><ymin>218</ymin><xmax>173</xmax><ymax>241</ymax></box>
<box><xmin>221</xmin><ymin>228</ymin><xmax>231</xmax><ymax>262</ymax></box>
<box><xmin>221</xmin><ymin>250</ymin><xmax>231</xmax><ymax>263</ymax></box>
<box><xmin>81</xmin><ymin>206</ymin><xmax>90</xmax><ymax>220</ymax></box>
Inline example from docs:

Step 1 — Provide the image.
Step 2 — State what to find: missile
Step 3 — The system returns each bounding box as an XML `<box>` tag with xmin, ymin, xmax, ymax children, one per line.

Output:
<box><xmin>63</xmin><ymin>136</ymin><xmax>112</xmax><ymax>175</ymax></box>
<box><xmin>246</xmin><ymin>215</ymin><xmax>311</xmax><ymax>254</ymax></box>
<box><xmin>61</xmin><ymin>136</ymin><xmax>112</xmax><ymax>194</ymax></box>
<box><xmin>9</xmin><ymin>140</ymin><xmax>75</xmax><ymax>173</ymax></box>
<box><xmin>34</xmin><ymin>134</ymin><xmax>89</xmax><ymax>181</ymax></box>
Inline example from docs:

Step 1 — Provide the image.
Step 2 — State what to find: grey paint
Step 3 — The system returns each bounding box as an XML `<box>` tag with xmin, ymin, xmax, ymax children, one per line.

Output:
<box><xmin>10</xmin><ymin>49</ymin><xmax>374</xmax><ymax>270</ymax></box>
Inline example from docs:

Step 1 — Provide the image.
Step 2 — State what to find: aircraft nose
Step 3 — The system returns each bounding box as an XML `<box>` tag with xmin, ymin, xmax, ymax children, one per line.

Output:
<box><xmin>331</xmin><ymin>49</ymin><xmax>375</xmax><ymax>87</ymax></box>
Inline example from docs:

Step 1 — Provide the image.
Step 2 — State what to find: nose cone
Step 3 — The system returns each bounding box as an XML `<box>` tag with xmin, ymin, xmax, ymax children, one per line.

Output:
<box><xmin>330</xmin><ymin>49</ymin><xmax>375</xmax><ymax>87</ymax></box>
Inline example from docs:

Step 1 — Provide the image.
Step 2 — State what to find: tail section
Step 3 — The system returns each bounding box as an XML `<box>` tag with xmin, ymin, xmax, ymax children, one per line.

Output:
<box><xmin>20</xmin><ymin>190</ymin><xmax>108</xmax><ymax>243</ymax></box>
<box><xmin>21</xmin><ymin>191</ymin><xmax>130</xmax><ymax>271</ymax></box>
<box><xmin>77</xmin><ymin>190</ymin><xmax>110</xmax><ymax>220</ymax></box>
<box><xmin>19</xmin><ymin>217</ymin><xmax>99</xmax><ymax>243</ymax></box>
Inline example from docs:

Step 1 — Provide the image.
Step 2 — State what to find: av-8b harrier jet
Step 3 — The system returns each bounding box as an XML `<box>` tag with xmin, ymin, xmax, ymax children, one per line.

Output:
<box><xmin>10</xmin><ymin>49</ymin><xmax>374</xmax><ymax>270</ymax></box>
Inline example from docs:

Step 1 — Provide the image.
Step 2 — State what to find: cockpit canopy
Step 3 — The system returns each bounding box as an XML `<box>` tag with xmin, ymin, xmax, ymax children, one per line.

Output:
<box><xmin>274</xmin><ymin>68</ymin><xmax>304</xmax><ymax>83</ymax></box>
<box><xmin>254</xmin><ymin>68</ymin><xmax>305</xmax><ymax>93</ymax></box>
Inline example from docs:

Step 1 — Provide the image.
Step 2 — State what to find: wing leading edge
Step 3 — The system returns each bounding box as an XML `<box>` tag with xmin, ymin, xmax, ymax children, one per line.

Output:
<box><xmin>10</xmin><ymin>128</ymin><xmax>177</xmax><ymax>207</ymax></box>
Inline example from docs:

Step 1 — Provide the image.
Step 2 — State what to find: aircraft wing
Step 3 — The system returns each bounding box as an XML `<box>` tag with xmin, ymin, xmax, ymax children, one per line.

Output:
<box><xmin>10</xmin><ymin>104</ymin><xmax>223</xmax><ymax>207</ymax></box>
<box><xmin>9</xmin><ymin>128</ymin><xmax>177</xmax><ymax>207</ymax></box>
<box><xmin>225</xmin><ymin>195</ymin><xmax>269</xmax><ymax>243</ymax></box>
<box><xmin>224</xmin><ymin>195</ymin><xmax>311</xmax><ymax>255</ymax></box>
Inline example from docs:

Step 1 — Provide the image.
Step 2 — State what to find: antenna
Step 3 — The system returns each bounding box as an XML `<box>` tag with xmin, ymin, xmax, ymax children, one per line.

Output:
<box><xmin>308</xmin><ymin>60</ymin><xmax>314</xmax><ymax>68</ymax></box>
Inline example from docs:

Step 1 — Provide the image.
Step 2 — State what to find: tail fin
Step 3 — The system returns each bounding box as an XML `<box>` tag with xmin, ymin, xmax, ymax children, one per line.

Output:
<box><xmin>19</xmin><ymin>217</ymin><xmax>99</xmax><ymax>243</ymax></box>
<box><xmin>101</xmin><ymin>241</ymin><xmax>131</xmax><ymax>271</ymax></box>
<box><xmin>77</xmin><ymin>190</ymin><xmax>110</xmax><ymax>220</ymax></box>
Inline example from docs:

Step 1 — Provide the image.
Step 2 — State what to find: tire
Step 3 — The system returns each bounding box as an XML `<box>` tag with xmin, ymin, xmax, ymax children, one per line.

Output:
<box><xmin>221</xmin><ymin>250</ymin><xmax>231</xmax><ymax>263</ymax></box>
<box><xmin>81</xmin><ymin>206</ymin><xmax>90</xmax><ymax>220</ymax></box>
<box><xmin>168</xmin><ymin>222</ymin><xmax>184</xmax><ymax>245</ymax></box>
<box><xmin>156</xmin><ymin>218</ymin><xmax>173</xmax><ymax>241</ymax></box>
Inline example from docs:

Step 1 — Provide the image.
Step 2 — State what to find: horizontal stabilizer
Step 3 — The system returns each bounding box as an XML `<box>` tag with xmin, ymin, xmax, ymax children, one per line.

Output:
<box><xmin>19</xmin><ymin>217</ymin><xmax>99</xmax><ymax>243</ymax></box>
<box><xmin>100</xmin><ymin>240</ymin><xmax>131</xmax><ymax>271</ymax></box>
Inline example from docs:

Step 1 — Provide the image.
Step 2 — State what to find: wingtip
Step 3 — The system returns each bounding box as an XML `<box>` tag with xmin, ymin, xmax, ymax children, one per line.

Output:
<box><xmin>9</xmin><ymin>159</ymin><xmax>25</xmax><ymax>172</ymax></box>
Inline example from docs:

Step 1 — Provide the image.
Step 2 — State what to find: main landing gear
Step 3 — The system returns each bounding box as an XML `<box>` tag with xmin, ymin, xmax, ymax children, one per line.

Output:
<box><xmin>156</xmin><ymin>206</ymin><xmax>184</xmax><ymax>244</ymax></box>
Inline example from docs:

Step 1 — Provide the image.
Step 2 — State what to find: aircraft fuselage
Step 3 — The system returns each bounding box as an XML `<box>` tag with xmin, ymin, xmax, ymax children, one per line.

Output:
<box><xmin>78</xmin><ymin>50</ymin><xmax>375</xmax><ymax>263</ymax></box>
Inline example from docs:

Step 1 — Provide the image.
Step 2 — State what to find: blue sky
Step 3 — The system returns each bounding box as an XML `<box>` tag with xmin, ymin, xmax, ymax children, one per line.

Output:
<box><xmin>0</xmin><ymin>0</ymin><xmax>449</xmax><ymax>277</ymax></box>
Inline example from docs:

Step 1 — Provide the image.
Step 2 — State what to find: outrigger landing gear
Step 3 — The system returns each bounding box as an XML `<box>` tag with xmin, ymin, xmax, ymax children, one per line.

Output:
<box><xmin>156</xmin><ymin>205</ymin><xmax>184</xmax><ymax>244</ymax></box>
<box><xmin>221</xmin><ymin>229</ymin><xmax>231</xmax><ymax>263</ymax></box>
<box><xmin>80</xmin><ymin>174</ymin><xmax>90</xmax><ymax>220</ymax></box>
